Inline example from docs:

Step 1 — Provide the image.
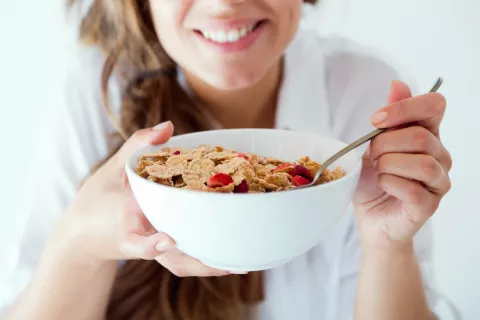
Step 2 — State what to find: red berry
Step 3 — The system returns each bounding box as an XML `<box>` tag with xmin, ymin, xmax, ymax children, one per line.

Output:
<box><xmin>207</xmin><ymin>173</ymin><xmax>234</xmax><ymax>188</ymax></box>
<box><xmin>173</xmin><ymin>150</ymin><xmax>181</xmax><ymax>155</ymax></box>
<box><xmin>237</xmin><ymin>153</ymin><xmax>249</xmax><ymax>160</ymax></box>
<box><xmin>290</xmin><ymin>165</ymin><xmax>313</xmax><ymax>181</ymax></box>
<box><xmin>292</xmin><ymin>175</ymin><xmax>311</xmax><ymax>187</ymax></box>
<box><xmin>233</xmin><ymin>179</ymin><xmax>249</xmax><ymax>193</ymax></box>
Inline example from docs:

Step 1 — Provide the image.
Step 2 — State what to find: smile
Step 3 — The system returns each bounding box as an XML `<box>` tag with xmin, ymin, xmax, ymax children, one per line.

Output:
<box><xmin>193</xmin><ymin>20</ymin><xmax>266</xmax><ymax>53</ymax></box>
<box><xmin>196</xmin><ymin>21</ymin><xmax>263</xmax><ymax>44</ymax></box>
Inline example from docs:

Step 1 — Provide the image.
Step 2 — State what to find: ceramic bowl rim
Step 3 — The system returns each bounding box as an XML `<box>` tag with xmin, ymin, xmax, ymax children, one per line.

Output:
<box><xmin>125</xmin><ymin>128</ymin><xmax>363</xmax><ymax>198</ymax></box>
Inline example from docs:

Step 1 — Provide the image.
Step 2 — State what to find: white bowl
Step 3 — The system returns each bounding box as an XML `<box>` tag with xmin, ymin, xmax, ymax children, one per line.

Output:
<box><xmin>125</xmin><ymin>129</ymin><xmax>362</xmax><ymax>272</ymax></box>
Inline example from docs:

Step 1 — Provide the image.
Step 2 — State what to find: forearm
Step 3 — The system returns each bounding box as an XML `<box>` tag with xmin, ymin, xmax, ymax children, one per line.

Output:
<box><xmin>4</xmin><ymin>244</ymin><xmax>117</xmax><ymax>320</ymax></box>
<box><xmin>354</xmin><ymin>244</ymin><xmax>434</xmax><ymax>320</ymax></box>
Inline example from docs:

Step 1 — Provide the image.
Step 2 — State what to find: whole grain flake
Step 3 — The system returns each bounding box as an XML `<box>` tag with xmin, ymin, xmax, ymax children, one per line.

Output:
<box><xmin>136</xmin><ymin>144</ymin><xmax>345</xmax><ymax>193</ymax></box>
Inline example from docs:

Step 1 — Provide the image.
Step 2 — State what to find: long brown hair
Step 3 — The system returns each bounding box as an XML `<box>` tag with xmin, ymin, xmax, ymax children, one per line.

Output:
<box><xmin>68</xmin><ymin>1</ymin><xmax>318</xmax><ymax>319</ymax></box>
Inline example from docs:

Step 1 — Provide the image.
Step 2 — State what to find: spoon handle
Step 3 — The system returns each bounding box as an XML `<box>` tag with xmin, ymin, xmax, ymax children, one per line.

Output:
<box><xmin>319</xmin><ymin>128</ymin><xmax>388</xmax><ymax>170</ymax></box>
<box><xmin>311</xmin><ymin>77</ymin><xmax>444</xmax><ymax>184</ymax></box>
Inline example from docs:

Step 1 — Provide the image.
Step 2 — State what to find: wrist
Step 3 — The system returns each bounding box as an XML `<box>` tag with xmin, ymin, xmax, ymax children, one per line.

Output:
<box><xmin>362</xmin><ymin>240</ymin><xmax>415</xmax><ymax>262</ymax></box>
<box><xmin>357</xmin><ymin>241</ymin><xmax>432</xmax><ymax>320</ymax></box>
<box><xmin>43</xmin><ymin>236</ymin><xmax>112</xmax><ymax>271</ymax></box>
<box><xmin>43</xmin><ymin>212</ymin><xmax>110</xmax><ymax>269</ymax></box>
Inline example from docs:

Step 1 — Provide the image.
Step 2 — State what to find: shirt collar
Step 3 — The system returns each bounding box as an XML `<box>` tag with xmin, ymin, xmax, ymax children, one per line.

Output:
<box><xmin>275</xmin><ymin>29</ymin><xmax>332</xmax><ymax>137</ymax></box>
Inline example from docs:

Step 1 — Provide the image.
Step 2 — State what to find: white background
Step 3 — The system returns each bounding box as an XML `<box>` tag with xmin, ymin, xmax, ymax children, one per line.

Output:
<box><xmin>0</xmin><ymin>0</ymin><xmax>478</xmax><ymax>319</ymax></box>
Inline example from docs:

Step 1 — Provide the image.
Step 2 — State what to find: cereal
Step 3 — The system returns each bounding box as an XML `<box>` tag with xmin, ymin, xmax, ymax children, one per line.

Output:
<box><xmin>182</xmin><ymin>158</ymin><xmax>215</xmax><ymax>184</ymax></box>
<box><xmin>263</xmin><ymin>157</ymin><xmax>283</xmax><ymax>166</ymax></box>
<box><xmin>232</xmin><ymin>164</ymin><xmax>255</xmax><ymax>185</ymax></box>
<box><xmin>165</xmin><ymin>155</ymin><xmax>189</xmax><ymax>176</ymax></box>
<box><xmin>264</xmin><ymin>172</ymin><xmax>291</xmax><ymax>188</ymax></box>
<box><xmin>136</xmin><ymin>144</ymin><xmax>345</xmax><ymax>193</ymax></box>
<box><xmin>183</xmin><ymin>171</ymin><xmax>208</xmax><ymax>185</ymax></box>
<box><xmin>255</xmin><ymin>177</ymin><xmax>282</xmax><ymax>192</ymax></box>
<box><xmin>254</xmin><ymin>163</ymin><xmax>276</xmax><ymax>179</ymax></box>
<box><xmin>183</xmin><ymin>181</ymin><xmax>207</xmax><ymax>191</ymax></box>
<box><xmin>214</xmin><ymin>157</ymin><xmax>248</xmax><ymax>175</ymax></box>
<box><xmin>272</xmin><ymin>163</ymin><xmax>294</xmax><ymax>174</ymax></box>
<box><xmin>139</xmin><ymin>152</ymin><xmax>170</xmax><ymax>162</ymax></box>
<box><xmin>207</xmin><ymin>183</ymin><xmax>235</xmax><ymax>193</ymax></box>
<box><xmin>146</xmin><ymin>164</ymin><xmax>175</xmax><ymax>179</ymax></box>
<box><xmin>204</xmin><ymin>150</ymin><xmax>237</xmax><ymax>161</ymax></box>
<box><xmin>136</xmin><ymin>159</ymin><xmax>155</xmax><ymax>178</ymax></box>
<box><xmin>188</xmin><ymin>157</ymin><xmax>215</xmax><ymax>173</ymax></box>
<box><xmin>173</xmin><ymin>176</ymin><xmax>186</xmax><ymax>188</ymax></box>
<box><xmin>248</xmin><ymin>181</ymin><xmax>267</xmax><ymax>193</ymax></box>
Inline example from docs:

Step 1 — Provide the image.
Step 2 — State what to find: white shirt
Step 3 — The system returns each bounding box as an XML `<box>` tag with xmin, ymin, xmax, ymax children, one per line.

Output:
<box><xmin>0</xmin><ymin>10</ymin><xmax>454</xmax><ymax>320</ymax></box>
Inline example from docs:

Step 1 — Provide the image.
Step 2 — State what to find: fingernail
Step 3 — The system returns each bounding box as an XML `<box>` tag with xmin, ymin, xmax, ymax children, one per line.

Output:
<box><xmin>391</xmin><ymin>80</ymin><xmax>400</xmax><ymax>89</ymax></box>
<box><xmin>155</xmin><ymin>240</ymin><xmax>172</xmax><ymax>252</ymax></box>
<box><xmin>371</xmin><ymin>111</ymin><xmax>388</xmax><ymax>125</ymax></box>
<box><xmin>152</xmin><ymin>121</ymin><xmax>170</xmax><ymax>132</ymax></box>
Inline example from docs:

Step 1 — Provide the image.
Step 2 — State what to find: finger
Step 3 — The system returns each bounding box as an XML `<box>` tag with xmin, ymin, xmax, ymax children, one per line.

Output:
<box><xmin>369</xmin><ymin>126</ymin><xmax>452</xmax><ymax>172</ymax></box>
<box><xmin>155</xmin><ymin>250</ymin><xmax>232</xmax><ymax>277</ymax></box>
<box><xmin>378</xmin><ymin>174</ymin><xmax>439</xmax><ymax>221</ymax></box>
<box><xmin>115</xmin><ymin>121</ymin><xmax>175</xmax><ymax>165</ymax></box>
<box><xmin>371</xmin><ymin>92</ymin><xmax>446</xmax><ymax>137</ymax></box>
<box><xmin>119</xmin><ymin>232</ymin><xmax>175</xmax><ymax>260</ymax></box>
<box><xmin>118</xmin><ymin>192</ymin><xmax>155</xmax><ymax>233</ymax></box>
<box><xmin>376</xmin><ymin>153</ymin><xmax>451</xmax><ymax>195</ymax></box>
<box><xmin>387</xmin><ymin>80</ymin><xmax>412</xmax><ymax>104</ymax></box>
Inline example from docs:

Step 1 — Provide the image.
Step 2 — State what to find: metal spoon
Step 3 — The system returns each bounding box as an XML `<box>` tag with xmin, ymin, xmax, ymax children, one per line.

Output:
<box><xmin>298</xmin><ymin>77</ymin><xmax>444</xmax><ymax>189</ymax></box>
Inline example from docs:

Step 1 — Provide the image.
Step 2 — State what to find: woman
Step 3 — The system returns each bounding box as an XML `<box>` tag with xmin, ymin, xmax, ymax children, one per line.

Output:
<box><xmin>2</xmin><ymin>0</ymin><xmax>452</xmax><ymax>319</ymax></box>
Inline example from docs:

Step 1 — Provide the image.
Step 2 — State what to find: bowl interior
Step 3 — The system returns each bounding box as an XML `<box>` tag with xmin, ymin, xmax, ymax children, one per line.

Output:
<box><xmin>126</xmin><ymin>129</ymin><xmax>361</xmax><ymax>179</ymax></box>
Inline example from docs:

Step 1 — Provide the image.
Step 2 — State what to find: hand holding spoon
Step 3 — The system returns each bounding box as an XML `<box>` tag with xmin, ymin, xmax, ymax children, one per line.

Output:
<box><xmin>298</xmin><ymin>77</ymin><xmax>444</xmax><ymax>189</ymax></box>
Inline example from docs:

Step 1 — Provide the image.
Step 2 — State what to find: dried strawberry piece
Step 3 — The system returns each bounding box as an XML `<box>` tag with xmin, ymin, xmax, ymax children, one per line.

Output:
<box><xmin>292</xmin><ymin>175</ymin><xmax>311</xmax><ymax>187</ymax></box>
<box><xmin>173</xmin><ymin>150</ymin><xmax>181</xmax><ymax>155</ymax></box>
<box><xmin>273</xmin><ymin>163</ymin><xmax>294</xmax><ymax>173</ymax></box>
<box><xmin>237</xmin><ymin>153</ymin><xmax>249</xmax><ymax>160</ymax></box>
<box><xmin>290</xmin><ymin>165</ymin><xmax>313</xmax><ymax>181</ymax></box>
<box><xmin>207</xmin><ymin>173</ymin><xmax>234</xmax><ymax>188</ymax></box>
<box><xmin>233</xmin><ymin>179</ymin><xmax>249</xmax><ymax>193</ymax></box>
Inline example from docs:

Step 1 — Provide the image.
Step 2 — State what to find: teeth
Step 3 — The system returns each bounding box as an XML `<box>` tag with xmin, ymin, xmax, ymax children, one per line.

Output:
<box><xmin>227</xmin><ymin>29</ymin><xmax>240</xmax><ymax>42</ymax></box>
<box><xmin>217</xmin><ymin>31</ymin><xmax>228</xmax><ymax>42</ymax></box>
<box><xmin>239</xmin><ymin>26</ymin><xmax>248</xmax><ymax>37</ymax></box>
<box><xmin>200</xmin><ymin>23</ymin><xmax>257</xmax><ymax>43</ymax></box>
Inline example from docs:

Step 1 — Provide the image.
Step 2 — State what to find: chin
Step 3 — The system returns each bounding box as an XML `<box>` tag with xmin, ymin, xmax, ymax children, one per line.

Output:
<box><xmin>202</xmin><ymin>68</ymin><xmax>267</xmax><ymax>91</ymax></box>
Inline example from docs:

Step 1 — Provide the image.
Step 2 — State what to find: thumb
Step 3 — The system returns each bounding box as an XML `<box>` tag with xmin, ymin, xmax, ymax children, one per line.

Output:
<box><xmin>119</xmin><ymin>232</ymin><xmax>176</xmax><ymax>260</ymax></box>
<box><xmin>116</xmin><ymin>121</ymin><xmax>174</xmax><ymax>163</ymax></box>
<box><xmin>387</xmin><ymin>80</ymin><xmax>412</xmax><ymax>104</ymax></box>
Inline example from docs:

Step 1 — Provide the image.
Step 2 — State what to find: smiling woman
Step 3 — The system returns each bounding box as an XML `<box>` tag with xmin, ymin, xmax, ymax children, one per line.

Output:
<box><xmin>76</xmin><ymin>2</ymin><xmax>321</xmax><ymax>320</ymax></box>
<box><xmin>73</xmin><ymin>0</ymin><xmax>318</xmax><ymax>142</ymax></box>
<box><xmin>2</xmin><ymin>0</ymin><xmax>454</xmax><ymax>320</ymax></box>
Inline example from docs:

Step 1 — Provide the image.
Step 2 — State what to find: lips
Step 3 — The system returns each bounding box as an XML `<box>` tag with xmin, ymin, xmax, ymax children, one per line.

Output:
<box><xmin>195</xmin><ymin>21</ymin><xmax>264</xmax><ymax>44</ymax></box>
